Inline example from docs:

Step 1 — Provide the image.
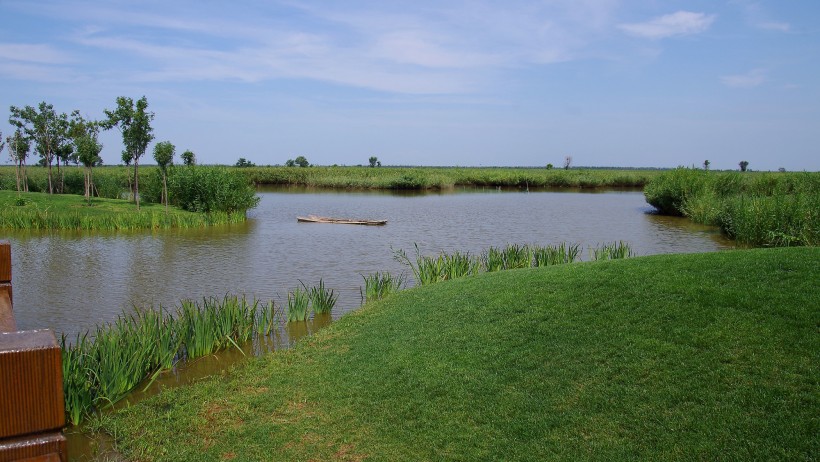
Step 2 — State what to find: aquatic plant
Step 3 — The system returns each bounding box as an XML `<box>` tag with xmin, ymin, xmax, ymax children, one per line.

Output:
<box><xmin>287</xmin><ymin>287</ymin><xmax>311</xmax><ymax>322</ymax></box>
<box><xmin>59</xmin><ymin>294</ymin><xmax>279</xmax><ymax>425</ymax></box>
<box><xmin>482</xmin><ymin>244</ymin><xmax>532</xmax><ymax>271</ymax></box>
<box><xmin>361</xmin><ymin>271</ymin><xmax>405</xmax><ymax>302</ymax></box>
<box><xmin>532</xmin><ymin>243</ymin><xmax>581</xmax><ymax>266</ymax></box>
<box><xmin>309</xmin><ymin>279</ymin><xmax>338</xmax><ymax>315</ymax></box>
<box><xmin>591</xmin><ymin>241</ymin><xmax>635</xmax><ymax>261</ymax></box>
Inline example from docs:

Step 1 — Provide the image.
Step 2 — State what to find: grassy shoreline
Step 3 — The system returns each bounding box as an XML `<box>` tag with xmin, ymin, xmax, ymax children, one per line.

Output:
<box><xmin>95</xmin><ymin>248</ymin><xmax>819</xmax><ymax>461</ymax></box>
<box><xmin>0</xmin><ymin>165</ymin><xmax>662</xmax><ymax>192</ymax></box>
<box><xmin>0</xmin><ymin>191</ymin><xmax>246</xmax><ymax>230</ymax></box>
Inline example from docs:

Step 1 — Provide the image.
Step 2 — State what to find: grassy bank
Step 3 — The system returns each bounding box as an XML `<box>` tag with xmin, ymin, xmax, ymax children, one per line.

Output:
<box><xmin>645</xmin><ymin>169</ymin><xmax>819</xmax><ymax>246</ymax></box>
<box><xmin>240</xmin><ymin>166</ymin><xmax>660</xmax><ymax>190</ymax></box>
<box><xmin>0</xmin><ymin>191</ymin><xmax>246</xmax><ymax>230</ymax></box>
<box><xmin>96</xmin><ymin>248</ymin><xmax>818</xmax><ymax>461</ymax></box>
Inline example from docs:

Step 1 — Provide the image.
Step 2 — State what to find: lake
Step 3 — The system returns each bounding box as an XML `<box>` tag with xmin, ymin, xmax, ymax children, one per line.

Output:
<box><xmin>6</xmin><ymin>187</ymin><xmax>731</xmax><ymax>338</ymax></box>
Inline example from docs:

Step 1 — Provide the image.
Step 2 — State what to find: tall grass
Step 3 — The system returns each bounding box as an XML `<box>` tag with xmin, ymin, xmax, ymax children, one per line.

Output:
<box><xmin>236</xmin><ymin>166</ymin><xmax>659</xmax><ymax>190</ymax></box>
<box><xmin>309</xmin><ymin>279</ymin><xmax>338</xmax><ymax>315</ymax></box>
<box><xmin>532</xmin><ymin>243</ymin><xmax>581</xmax><ymax>266</ymax></box>
<box><xmin>60</xmin><ymin>295</ymin><xmax>276</xmax><ymax>425</ymax></box>
<box><xmin>286</xmin><ymin>287</ymin><xmax>311</xmax><ymax>322</ymax></box>
<box><xmin>397</xmin><ymin>242</ymin><xmax>632</xmax><ymax>286</ymax></box>
<box><xmin>361</xmin><ymin>272</ymin><xmax>405</xmax><ymax>302</ymax></box>
<box><xmin>590</xmin><ymin>241</ymin><xmax>635</xmax><ymax>260</ymax></box>
<box><xmin>645</xmin><ymin>169</ymin><xmax>819</xmax><ymax>246</ymax></box>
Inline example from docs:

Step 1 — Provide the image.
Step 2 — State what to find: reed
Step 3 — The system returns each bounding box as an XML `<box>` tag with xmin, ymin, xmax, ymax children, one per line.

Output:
<box><xmin>234</xmin><ymin>166</ymin><xmax>660</xmax><ymax>190</ymax></box>
<box><xmin>60</xmin><ymin>294</ymin><xmax>277</xmax><ymax>424</ymax></box>
<box><xmin>309</xmin><ymin>279</ymin><xmax>338</xmax><ymax>315</ymax></box>
<box><xmin>481</xmin><ymin>244</ymin><xmax>532</xmax><ymax>271</ymax></box>
<box><xmin>590</xmin><ymin>241</ymin><xmax>635</xmax><ymax>261</ymax></box>
<box><xmin>532</xmin><ymin>243</ymin><xmax>581</xmax><ymax>266</ymax></box>
<box><xmin>394</xmin><ymin>245</ymin><xmax>479</xmax><ymax>285</ymax></box>
<box><xmin>287</xmin><ymin>286</ymin><xmax>311</xmax><ymax>322</ymax></box>
<box><xmin>361</xmin><ymin>271</ymin><xmax>405</xmax><ymax>302</ymax></box>
<box><xmin>645</xmin><ymin>169</ymin><xmax>820</xmax><ymax>247</ymax></box>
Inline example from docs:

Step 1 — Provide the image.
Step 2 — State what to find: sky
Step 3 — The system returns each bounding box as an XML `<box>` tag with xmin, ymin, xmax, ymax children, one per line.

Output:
<box><xmin>0</xmin><ymin>0</ymin><xmax>818</xmax><ymax>170</ymax></box>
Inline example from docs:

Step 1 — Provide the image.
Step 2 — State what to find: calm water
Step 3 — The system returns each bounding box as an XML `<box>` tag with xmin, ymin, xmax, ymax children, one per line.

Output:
<box><xmin>6</xmin><ymin>187</ymin><xmax>731</xmax><ymax>338</ymax></box>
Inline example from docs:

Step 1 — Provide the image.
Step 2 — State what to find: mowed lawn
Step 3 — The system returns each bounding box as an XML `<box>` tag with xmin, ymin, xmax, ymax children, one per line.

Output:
<box><xmin>99</xmin><ymin>248</ymin><xmax>819</xmax><ymax>461</ymax></box>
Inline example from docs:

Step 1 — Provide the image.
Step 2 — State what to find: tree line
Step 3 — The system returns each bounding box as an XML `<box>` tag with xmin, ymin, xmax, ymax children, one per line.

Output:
<box><xmin>3</xmin><ymin>97</ymin><xmax>195</xmax><ymax>209</ymax></box>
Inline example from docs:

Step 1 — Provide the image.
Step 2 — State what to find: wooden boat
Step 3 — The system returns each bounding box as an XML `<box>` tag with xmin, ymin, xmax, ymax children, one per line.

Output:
<box><xmin>297</xmin><ymin>215</ymin><xmax>387</xmax><ymax>226</ymax></box>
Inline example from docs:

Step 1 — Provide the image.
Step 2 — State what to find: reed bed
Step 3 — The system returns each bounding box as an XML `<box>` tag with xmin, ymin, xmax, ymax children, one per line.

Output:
<box><xmin>286</xmin><ymin>286</ymin><xmax>311</xmax><ymax>322</ymax></box>
<box><xmin>397</xmin><ymin>242</ymin><xmax>633</xmax><ymax>287</ymax></box>
<box><xmin>361</xmin><ymin>272</ymin><xmax>406</xmax><ymax>302</ymax></box>
<box><xmin>645</xmin><ymin>168</ymin><xmax>819</xmax><ymax>246</ymax></box>
<box><xmin>237</xmin><ymin>166</ymin><xmax>659</xmax><ymax>190</ymax></box>
<box><xmin>591</xmin><ymin>241</ymin><xmax>635</xmax><ymax>260</ymax></box>
<box><xmin>60</xmin><ymin>295</ymin><xmax>283</xmax><ymax>425</ymax></box>
<box><xmin>309</xmin><ymin>279</ymin><xmax>338</xmax><ymax>315</ymax></box>
<box><xmin>0</xmin><ymin>205</ymin><xmax>246</xmax><ymax>230</ymax></box>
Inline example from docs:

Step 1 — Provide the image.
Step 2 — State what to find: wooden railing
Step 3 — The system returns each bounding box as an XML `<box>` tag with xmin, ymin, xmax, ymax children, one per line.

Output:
<box><xmin>0</xmin><ymin>240</ymin><xmax>67</xmax><ymax>462</ymax></box>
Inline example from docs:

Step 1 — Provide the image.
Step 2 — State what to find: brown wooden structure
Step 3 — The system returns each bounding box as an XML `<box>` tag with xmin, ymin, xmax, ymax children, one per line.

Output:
<box><xmin>0</xmin><ymin>241</ymin><xmax>67</xmax><ymax>462</ymax></box>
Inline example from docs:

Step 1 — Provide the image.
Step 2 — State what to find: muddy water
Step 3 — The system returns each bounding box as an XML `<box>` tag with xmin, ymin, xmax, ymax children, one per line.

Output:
<box><xmin>4</xmin><ymin>187</ymin><xmax>732</xmax><ymax>460</ymax></box>
<box><xmin>7</xmin><ymin>187</ymin><xmax>731</xmax><ymax>338</ymax></box>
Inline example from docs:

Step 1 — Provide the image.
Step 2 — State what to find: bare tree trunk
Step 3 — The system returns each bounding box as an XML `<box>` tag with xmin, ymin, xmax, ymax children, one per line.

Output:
<box><xmin>14</xmin><ymin>159</ymin><xmax>21</xmax><ymax>193</ymax></box>
<box><xmin>47</xmin><ymin>156</ymin><xmax>53</xmax><ymax>194</ymax></box>
<box><xmin>134</xmin><ymin>157</ymin><xmax>140</xmax><ymax>210</ymax></box>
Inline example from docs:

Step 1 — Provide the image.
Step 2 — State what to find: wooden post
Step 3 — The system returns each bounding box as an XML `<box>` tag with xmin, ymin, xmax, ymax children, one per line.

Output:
<box><xmin>0</xmin><ymin>241</ymin><xmax>13</xmax><ymax>332</ymax></box>
<box><xmin>0</xmin><ymin>241</ymin><xmax>67</xmax><ymax>462</ymax></box>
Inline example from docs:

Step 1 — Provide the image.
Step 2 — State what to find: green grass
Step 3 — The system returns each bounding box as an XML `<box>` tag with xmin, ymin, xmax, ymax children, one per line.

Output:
<box><xmin>645</xmin><ymin>169</ymin><xmax>819</xmax><ymax>246</ymax></box>
<box><xmin>95</xmin><ymin>247</ymin><xmax>819</xmax><ymax>461</ymax></box>
<box><xmin>239</xmin><ymin>166</ymin><xmax>660</xmax><ymax>190</ymax></box>
<box><xmin>0</xmin><ymin>190</ymin><xmax>246</xmax><ymax>230</ymax></box>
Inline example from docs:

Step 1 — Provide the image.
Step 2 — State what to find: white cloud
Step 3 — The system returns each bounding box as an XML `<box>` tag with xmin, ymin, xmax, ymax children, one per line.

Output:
<box><xmin>721</xmin><ymin>69</ymin><xmax>767</xmax><ymax>88</ymax></box>
<box><xmin>0</xmin><ymin>43</ymin><xmax>71</xmax><ymax>64</ymax></box>
<box><xmin>618</xmin><ymin>11</ymin><xmax>716</xmax><ymax>39</ymax></box>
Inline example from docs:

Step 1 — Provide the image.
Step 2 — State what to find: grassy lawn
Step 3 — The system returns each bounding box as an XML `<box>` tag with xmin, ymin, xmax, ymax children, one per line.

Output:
<box><xmin>0</xmin><ymin>190</ymin><xmax>244</xmax><ymax>230</ymax></box>
<box><xmin>97</xmin><ymin>248</ymin><xmax>818</xmax><ymax>461</ymax></box>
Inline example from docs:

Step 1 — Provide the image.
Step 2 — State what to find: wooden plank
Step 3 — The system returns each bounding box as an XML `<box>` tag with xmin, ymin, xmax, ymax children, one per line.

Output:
<box><xmin>0</xmin><ymin>330</ymin><xmax>65</xmax><ymax>439</ymax></box>
<box><xmin>0</xmin><ymin>286</ymin><xmax>14</xmax><ymax>333</ymax></box>
<box><xmin>0</xmin><ymin>432</ymin><xmax>66</xmax><ymax>462</ymax></box>
<box><xmin>0</xmin><ymin>241</ymin><xmax>10</xmax><ymax>284</ymax></box>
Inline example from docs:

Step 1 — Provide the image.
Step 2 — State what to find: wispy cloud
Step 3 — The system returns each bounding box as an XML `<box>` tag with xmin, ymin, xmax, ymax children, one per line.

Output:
<box><xmin>0</xmin><ymin>43</ymin><xmax>71</xmax><ymax>64</ymax></box>
<box><xmin>618</xmin><ymin>11</ymin><xmax>716</xmax><ymax>39</ymax></box>
<box><xmin>34</xmin><ymin>0</ymin><xmax>622</xmax><ymax>94</ymax></box>
<box><xmin>757</xmin><ymin>21</ymin><xmax>790</xmax><ymax>32</ymax></box>
<box><xmin>721</xmin><ymin>69</ymin><xmax>767</xmax><ymax>88</ymax></box>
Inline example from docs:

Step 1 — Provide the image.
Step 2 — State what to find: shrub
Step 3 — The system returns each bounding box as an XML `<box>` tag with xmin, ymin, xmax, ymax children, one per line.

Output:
<box><xmin>167</xmin><ymin>166</ymin><xmax>260</xmax><ymax>213</ymax></box>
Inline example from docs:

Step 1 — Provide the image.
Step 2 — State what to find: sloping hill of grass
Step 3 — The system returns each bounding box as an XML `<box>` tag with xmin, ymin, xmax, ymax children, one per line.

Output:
<box><xmin>98</xmin><ymin>248</ymin><xmax>819</xmax><ymax>461</ymax></box>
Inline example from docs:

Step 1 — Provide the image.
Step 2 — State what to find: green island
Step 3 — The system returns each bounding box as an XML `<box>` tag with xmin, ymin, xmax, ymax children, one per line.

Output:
<box><xmin>93</xmin><ymin>247</ymin><xmax>818</xmax><ymax>461</ymax></box>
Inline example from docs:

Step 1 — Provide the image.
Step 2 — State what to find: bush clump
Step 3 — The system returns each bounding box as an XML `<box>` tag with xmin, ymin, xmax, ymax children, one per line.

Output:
<box><xmin>167</xmin><ymin>166</ymin><xmax>260</xmax><ymax>213</ymax></box>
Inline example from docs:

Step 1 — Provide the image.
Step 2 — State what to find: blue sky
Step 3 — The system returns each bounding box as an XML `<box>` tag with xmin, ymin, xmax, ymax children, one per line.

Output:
<box><xmin>1</xmin><ymin>0</ymin><xmax>818</xmax><ymax>170</ymax></box>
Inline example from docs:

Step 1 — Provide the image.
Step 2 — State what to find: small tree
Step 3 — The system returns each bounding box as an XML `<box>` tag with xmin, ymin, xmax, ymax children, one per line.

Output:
<box><xmin>6</xmin><ymin>130</ymin><xmax>30</xmax><ymax>192</ymax></box>
<box><xmin>546</xmin><ymin>163</ymin><xmax>553</xmax><ymax>170</ymax></box>
<box><xmin>181</xmin><ymin>149</ymin><xmax>196</xmax><ymax>166</ymax></box>
<box><xmin>703</xmin><ymin>160</ymin><xmax>710</xmax><ymax>170</ymax></box>
<box><xmin>153</xmin><ymin>141</ymin><xmax>175</xmax><ymax>211</ymax></box>
<box><xmin>9</xmin><ymin>102</ymin><xmax>68</xmax><ymax>194</ymax></box>
<box><xmin>103</xmin><ymin>96</ymin><xmax>155</xmax><ymax>210</ymax></box>
<box><xmin>564</xmin><ymin>156</ymin><xmax>572</xmax><ymax>170</ymax></box>
<box><xmin>235</xmin><ymin>157</ymin><xmax>255</xmax><ymax>167</ymax></box>
<box><xmin>294</xmin><ymin>155</ymin><xmax>309</xmax><ymax>168</ymax></box>
<box><xmin>739</xmin><ymin>160</ymin><xmax>749</xmax><ymax>172</ymax></box>
<box><xmin>369</xmin><ymin>156</ymin><xmax>379</xmax><ymax>168</ymax></box>
<box><xmin>285</xmin><ymin>159</ymin><xmax>296</xmax><ymax>167</ymax></box>
<box><xmin>69</xmin><ymin>112</ymin><xmax>103</xmax><ymax>204</ymax></box>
